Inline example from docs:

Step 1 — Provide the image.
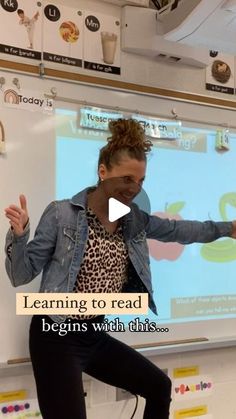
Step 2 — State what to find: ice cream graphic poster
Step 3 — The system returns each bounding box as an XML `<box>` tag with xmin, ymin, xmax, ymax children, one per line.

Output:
<box><xmin>0</xmin><ymin>0</ymin><xmax>42</xmax><ymax>60</ymax></box>
<box><xmin>43</xmin><ymin>3</ymin><xmax>83</xmax><ymax>67</ymax></box>
<box><xmin>84</xmin><ymin>12</ymin><xmax>121</xmax><ymax>75</ymax></box>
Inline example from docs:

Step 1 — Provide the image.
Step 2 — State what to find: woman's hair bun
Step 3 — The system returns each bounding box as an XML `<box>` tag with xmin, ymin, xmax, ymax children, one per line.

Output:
<box><xmin>107</xmin><ymin>118</ymin><xmax>152</xmax><ymax>153</ymax></box>
<box><xmin>97</xmin><ymin>118</ymin><xmax>152</xmax><ymax>172</ymax></box>
<box><xmin>109</xmin><ymin>118</ymin><xmax>142</xmax><ymax>138</ymax></box>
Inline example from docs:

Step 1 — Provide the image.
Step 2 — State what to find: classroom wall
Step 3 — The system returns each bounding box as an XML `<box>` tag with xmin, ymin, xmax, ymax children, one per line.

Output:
<box><xmin>1</xmin><ymin>346</ymin><xmax>236</xmax><ymax>418</ymax></box>
<box><xmin>42</xmin><ymin>0</ymin><xmax>236</xmax><ymax>101</ymax></box>
<box><xmin>2</xmin><ymin>0</ymin><xmax>235</xmax><ymax>102</ymax></box>
<box><xmin>1</xmin><ymin>1</ymin><xmax>236</xmax><ymax>418</ymax></box>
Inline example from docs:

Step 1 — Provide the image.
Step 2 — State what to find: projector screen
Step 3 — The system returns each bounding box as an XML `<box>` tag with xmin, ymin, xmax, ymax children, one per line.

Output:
<box><xmin>55</xmin><ymin>106</ymin><xmax>236</xmax><ymax>344</ymax></box>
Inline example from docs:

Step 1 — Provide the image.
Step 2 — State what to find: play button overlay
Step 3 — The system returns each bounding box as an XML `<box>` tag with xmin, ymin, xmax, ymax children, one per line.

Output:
<box><xmin>108</xmin><ymin>198</ymin><xmax>131</xmax><ymax>222</ymax></box>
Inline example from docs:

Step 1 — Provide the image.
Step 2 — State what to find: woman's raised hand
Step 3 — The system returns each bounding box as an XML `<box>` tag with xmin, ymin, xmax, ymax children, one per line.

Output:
<box><xmin>5</xmin><ymin>195</ymin><xmax>29</xmax><ymax>236</ymax></box>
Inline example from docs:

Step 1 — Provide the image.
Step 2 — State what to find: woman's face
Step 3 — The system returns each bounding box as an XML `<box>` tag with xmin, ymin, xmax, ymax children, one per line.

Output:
<box><xmin>98</xmin><ymin>156</ymin><xmax>146</xmax><ymax>205</ymax></box>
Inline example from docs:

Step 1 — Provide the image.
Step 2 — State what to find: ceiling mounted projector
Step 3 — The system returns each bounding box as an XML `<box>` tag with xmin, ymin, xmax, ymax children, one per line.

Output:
<box><xmin>121</xmin><ymin>6</ymin><xmax>210</xmax><ymax>68</ymax></box>
<box><xmin>158</xmin><ymin>0</ymin><xmax>236</xmax><ymax>55</ymax></box>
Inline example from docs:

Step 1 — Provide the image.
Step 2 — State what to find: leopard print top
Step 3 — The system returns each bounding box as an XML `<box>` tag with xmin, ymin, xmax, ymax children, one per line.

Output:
<box><xmin>68</xmin><ymin>206</ymin><xmax>129</xmax><ymax>320</ymax></box>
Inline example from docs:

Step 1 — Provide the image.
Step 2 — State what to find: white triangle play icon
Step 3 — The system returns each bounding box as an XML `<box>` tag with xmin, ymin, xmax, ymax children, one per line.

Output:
<box><xmin>108</xmin><ymin>198</ymin><xmax>130</xmax><ymax>222</ymax></box>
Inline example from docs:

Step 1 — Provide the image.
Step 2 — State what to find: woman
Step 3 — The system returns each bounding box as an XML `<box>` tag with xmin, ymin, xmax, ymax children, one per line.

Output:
<box><xmin>5</xmin><ymin>119</ymin><xmax>236</xmax><ymax>419</ymax></box>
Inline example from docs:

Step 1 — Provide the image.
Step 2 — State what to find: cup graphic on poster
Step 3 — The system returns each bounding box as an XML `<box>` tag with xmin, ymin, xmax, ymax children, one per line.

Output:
<box><xmin>101</xmin><ymin>32</ymin><xmax>117</xmax><ymax>65</ymax></box>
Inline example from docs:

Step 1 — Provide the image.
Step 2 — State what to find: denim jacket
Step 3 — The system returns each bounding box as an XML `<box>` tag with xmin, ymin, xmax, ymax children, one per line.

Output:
<box><xmin>5</xmin><ymin>186</ymin><xmax>233</xmax><ymax>323</ymax></box>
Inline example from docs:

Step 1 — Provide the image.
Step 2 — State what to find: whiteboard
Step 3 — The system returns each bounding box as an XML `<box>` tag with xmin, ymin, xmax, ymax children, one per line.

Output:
<box><xmin>0</xmin><ymin>89</ymin><xmax>55</xmax><ymax>363</ymax></box>
<box><xmin>1</xmin><ymin>71</ymin><xmax>236</xmax><ymax>364</ymax></box>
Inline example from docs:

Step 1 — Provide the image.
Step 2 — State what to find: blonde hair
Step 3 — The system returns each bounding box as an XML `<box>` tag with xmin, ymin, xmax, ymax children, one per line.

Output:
<box><xmin>97</xmin><ymin>119</ymin><xmax>152</xmax><ymax>175</ymax></box>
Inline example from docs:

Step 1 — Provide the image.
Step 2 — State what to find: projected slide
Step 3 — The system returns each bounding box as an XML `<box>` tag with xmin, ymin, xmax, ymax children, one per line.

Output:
<box><xmin>56</xmin><ymin>108</ymin><xmax>236</xmax><ymax>325</ymax></box>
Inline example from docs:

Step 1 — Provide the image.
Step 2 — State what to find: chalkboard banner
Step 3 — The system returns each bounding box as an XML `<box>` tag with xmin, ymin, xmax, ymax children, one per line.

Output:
<box><xmin>0</xmin><ymin>44</ymin><xmax>41</xmax><ymax>60</ymax></box>
<box><xmin>43</xmin><ymin>52</ymin><xmax>82</xmax><ymax>67</ymax></box>
<box><xmin>84</xmin><ymin>61</ymin><xmax>120</xmax><ymax>75</ymax></box>
<box><xmin>206</xmin><ymin>83</ymin><xmax>234</xmax><ymax>95</ymax></box>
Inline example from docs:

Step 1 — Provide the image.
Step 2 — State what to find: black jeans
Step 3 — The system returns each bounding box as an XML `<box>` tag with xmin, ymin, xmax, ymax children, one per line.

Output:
<box><xmin>29</xmin><ymin>315</ymin><xmax>171</xmax><ymax>419</ymax></box>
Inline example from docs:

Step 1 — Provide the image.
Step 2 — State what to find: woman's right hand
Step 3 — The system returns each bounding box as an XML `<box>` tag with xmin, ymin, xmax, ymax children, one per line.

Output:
<box><xmin>4</xmin><ymin>195</ymin><xmax>29</xmax><ymax>236</ymax></box>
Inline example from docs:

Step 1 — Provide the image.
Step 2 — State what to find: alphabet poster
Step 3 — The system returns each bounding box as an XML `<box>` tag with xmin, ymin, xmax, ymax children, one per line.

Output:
<box><xmin>0</xmin><ymin>0</ymin><xmax>42</xmax><ymax>60</ymax></box>
<box><xmin>83</xmin><ymin>11</ymin><xmax>121</xmax><ymax>75</ymax></box>
<box><xmin>43</xmin><ymin>3</ymin><xmax>83</xmax><ymax>68</ymax></box>
<box><xmin>206</xmin><ymin>51</ymin><xmax>235</xmax><ymax>95</ymax></box>
<box><xmin>0</xmin><ymin>3</ymin><xmax>121</xmax><ymax>73</ymax></box>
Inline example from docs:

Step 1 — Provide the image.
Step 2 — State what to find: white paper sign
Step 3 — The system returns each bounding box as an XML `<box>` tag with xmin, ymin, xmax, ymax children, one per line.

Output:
<box><xmin>80</xmin><ymin>108</ymin><xmax>123</xmax><ymax>131</ymax></box>
<box><xmin>132</xmin><ymin>114</ymin><xmax>182</xmax><ymax>139</ymax></box>
<box><xmin>2</xmin><ymin>87</ymin><xmax>53</xmax><ymax>113</ymax></box>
